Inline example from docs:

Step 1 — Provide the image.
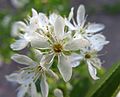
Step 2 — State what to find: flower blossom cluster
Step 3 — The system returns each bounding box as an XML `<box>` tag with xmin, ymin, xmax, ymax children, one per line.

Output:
<box><xmin>6</xmin><ymin>4</ymin><xmax>109</xmax><ymax>97</ymax></box>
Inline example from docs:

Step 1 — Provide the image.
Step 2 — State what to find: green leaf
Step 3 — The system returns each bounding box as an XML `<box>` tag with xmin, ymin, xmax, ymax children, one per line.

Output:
<box><xmin>86</xmin><ymin>62</ymin><xmax>120</xmax><ymax>97</ymax></box>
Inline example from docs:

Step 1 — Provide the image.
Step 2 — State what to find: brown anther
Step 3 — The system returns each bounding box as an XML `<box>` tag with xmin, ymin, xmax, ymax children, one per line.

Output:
<box><xmin>85</xmin><ymin>53</ymin><xmax>91</xmax><ymax>59</ymax></box>
<box><xmin>53</xmin><ymin>43</ymin><xmax>63</xmax><ymax>53</ymax></box>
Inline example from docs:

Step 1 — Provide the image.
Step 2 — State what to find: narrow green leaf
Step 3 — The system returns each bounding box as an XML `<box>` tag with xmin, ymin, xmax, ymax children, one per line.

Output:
<box><xmin>86</xmin><ymin>62</ymin><xmax>120</xmax><ymax>97</ymax></box>
<box><xmin>112</xmin><ymin>84</ymin><xmax>120</xmax><ymax>97</ymax></box>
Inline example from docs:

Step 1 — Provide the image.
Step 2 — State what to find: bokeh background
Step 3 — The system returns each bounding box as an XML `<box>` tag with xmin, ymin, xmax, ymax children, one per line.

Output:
<box><xmin>0</xmin><ymin>0</ymin><xmax>120</xmax><ymax>97</ymax></box>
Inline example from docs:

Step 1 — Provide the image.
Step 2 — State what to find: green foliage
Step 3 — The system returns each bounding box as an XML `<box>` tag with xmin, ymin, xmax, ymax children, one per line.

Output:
<box><xmin>103</xmin><ymin>2</ymin><xmax>120</xmax><ymax>15</ymax></box>
<box><xmin>86</xmin><ymin>62</ymin><xmax>120</xmax><ymax>97</ymax></box>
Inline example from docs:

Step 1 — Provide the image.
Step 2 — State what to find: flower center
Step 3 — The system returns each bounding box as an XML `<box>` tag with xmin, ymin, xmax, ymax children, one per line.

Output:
<box><xmin>35</xmin><ymin>65</ymin><xmax>46</xmax><ymax>73</ymax></box>
<box><xmin>53</xmin><ymin>43</ymin><xmax>63</xmax><ymax>53</ymax></box>
<box><xmin>80</xmin><ymin>28</ymin><xmax>85</xmax><ymax>34</ymax></box>
<box><xmin>85</xmin><ymin>53</ymin><xmax>91</xmax><ymax>59</ymax></box>
<box><xmin>37</xmin><ymin>65</ymin><xmax>43</xmax><ymax>71</ymax></box>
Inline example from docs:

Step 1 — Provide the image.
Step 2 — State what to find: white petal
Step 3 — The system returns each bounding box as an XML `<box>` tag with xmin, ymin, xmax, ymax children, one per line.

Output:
<box><xmin>58</xmin><ymin>55</ymin><xmax>72</xmax><ymax>82</ymax></box>
<box><xmin>40</xmin><ymin>54</ymin><xmax>55</xmax><ymax>69</ymax></box>
<box><xmin>86</xmin><ymin>23</ymin><xmax>105</xmax><ymax>33</ymax></box>
<box><xmin>10</xmin><ymin>38</ymin><xmax>28</xmax><ymax>51</ymax></box>
<box><xmin>90</xmin><ymin>58</ymin><xmax>101</xmax><ymax>69</ymax></box>
<box><xmin>70</xmin><ymin>54</ymin><xmax>83</xmax><ymax>67</ymax></box>
<box><xmin>54</xmin><ymin>16</ymin><xmax>65</xmax><ymax>39</ymax></box>
<box><xmin>47</xmin><ymin>69</ymin><xmax>59</xmax><ymax>80</ymax></box>
<box><xmin>29</xmin><ymin>17</ymin><xmax>40</xmax><ymax>31</ymax></box>
<box><xmin>77</xmin><ymin>4</ymin><xmax>85</xmax><ymax>26</ymax></box>
<box><xmin>39</xmin><ymin>13</ymin><xmax>48</xmax><ymax>26</ymax></box>
<box><xmin>18</xmin><ymin>71</ymin><xmax>34</xmax><ymax>84</ymax></box>
<box><xmin>17</xmin><ymin>85</ymin><xmax>28</xmax><ymax>97</ymax></box>
<box><xmin>65</xmin><ymin>20</ymin><xmax>75</xmax><ymax>30</ymax></box>
<box><xmin>11</xmin><ymin>21</ymin><xmax>26</xmax><ymax>37</ymax></box>
<box><xmin>30</xmin><ymin>32</ymin><xmax>50</xmax><ymax>49</ymax></box>
<box><xmin>11</xmin><ymin>54</ymin><xmax>36</xmax><ymax>66</ymax></box>
<box><xmin>87</xmin><ymin>62</ymin><xmax>99</xmax><ymax>80</ymax></box>
<box><xmin>49</xmin><ymin>13</ymin><xmax>58</xmax><ymax>25</ymax></box>
<box><xmin>32</xmin><ymin>8</ymin><xmax>38</xmax><ymax>16</ymax></box>
<box><xmin>89</xmin><ymin>34</ymin><xmax>109</xmax><ymax>51</ymax></box>
<box><xmin>68</xmin><ymin>7</ymin><xmax>74</xmax><ymax>21</ymax></box>
<box><xmin>54</xmin><ymin>88</ymin><xmax>63</xmax><ymax>97</ymax></box>
<box><xmin>30</xmin><ymin>82</ymin><xmax>38</xmax><ymax>97</ymax></box>
<box><xmin>6</xmin><ymin>73</ymin><xmax>19</xmax><ymax>83</ymax></box>
<box><xmin>71</xmin><ymin>60</ymin><xmax>80</xmax><ymax>68</ymax></box>
<box><xmin>116</xmin><ymin>91</ymin><xmax>120</xmax><ymax>97</ymax></box>
<box><xmin>40</xmin><ymin>75</ymin><xmax>49</xmax><ymax>97</ymax></box>
<box><xmin>33</xmin><ymin>49</ymin><xmax>43</xmax><ymax>61</ymax></box>
<box><xmin>65</xmin><ymin>38</ymin><xmax>89</xmax><ymax>50</ymax></box>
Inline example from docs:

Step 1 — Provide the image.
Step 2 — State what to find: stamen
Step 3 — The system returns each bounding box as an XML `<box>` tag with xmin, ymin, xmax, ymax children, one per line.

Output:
<box><xmin>85</xmin><ymin>53</ymin><xmax>91</xmax><ymax>59</ymax></box>
<box><xmin>53</xmin><ymin>43</ymin><xmax>63</xmax><ymax>53</ymax></box>
<box><xmin>33</xmin><ymin>65</ymin><xmax>44</xmax><ymax>82</ymax></box>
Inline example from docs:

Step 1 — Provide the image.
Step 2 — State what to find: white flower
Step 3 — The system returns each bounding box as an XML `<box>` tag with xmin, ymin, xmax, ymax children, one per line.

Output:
<box><xmin>8</xmin><ymin>4</ymin><xmax>109</xmax><ymax>97</ymax></box>
<box><xmin>65</xmin><ymin>4</ymin><xmax>109</xmax><ymax>80</ymax></box>
<box><xmin>10</xmin><ymin>9</ymin><xmax>50</xmax><ymax>51</ymax></box>
<box><xmin>83</xmin><ymin>49</ymin><xmax>101</xmax><ymax>80</ymax></box>
<box><xmin>10</xmin><ymin>9</ymin><xmax>38</xmax><ymax>50</ymax></box>
<box><xmin>10</xmin><ymin>21</ymin><xmax>30</xmax><ymax>50</ymax></box>
<box><xmin>6</xmin><ymin>73</ymin><xmax>41</xmax><ymax>97</ymax></box>
<box><xmin>66</xmin><ymin>5</ymin><xmax>105</xmax><ymax>36</ymax></box>
<box><xmin>31</xmin><ymin>15</ymin><xmax>89</xmax><ymax>82</ymax></box>
<box><xmin>72</xmin><ymin>48</ymin><xmax>101</xmax><ymax>80</ymax></box>
<box><xmin>6</xmin><ymin>53</ymin><xmax>58</xmax><ymax>97</ymax></box>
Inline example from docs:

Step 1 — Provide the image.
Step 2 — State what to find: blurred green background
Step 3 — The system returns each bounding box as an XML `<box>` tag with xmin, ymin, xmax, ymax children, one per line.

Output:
<box><xmin>0</xmin><ymin>0</ymin><xmax>120</xmax><ymax>97</ymax></box>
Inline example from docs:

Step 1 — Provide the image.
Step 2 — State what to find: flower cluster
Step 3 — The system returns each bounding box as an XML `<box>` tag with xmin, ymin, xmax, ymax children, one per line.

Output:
<box><xmin>6</xmin><ymin>4</ymin><xmax>109</xmax><ymax>97</ymax></box>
